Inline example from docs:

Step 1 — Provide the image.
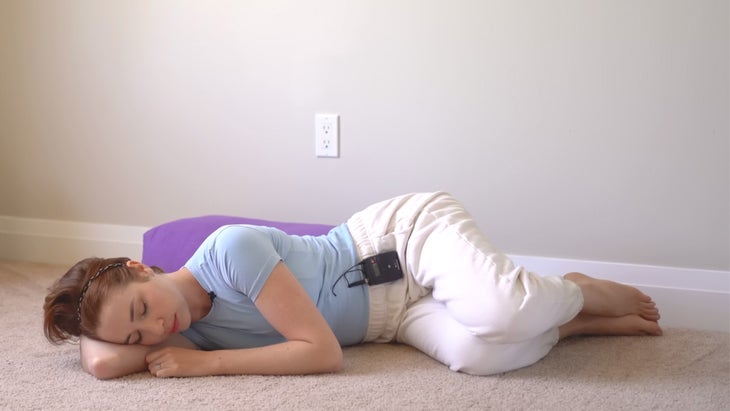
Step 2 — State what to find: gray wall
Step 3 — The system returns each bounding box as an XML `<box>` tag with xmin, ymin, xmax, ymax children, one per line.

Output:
<box><xmin>1</xmin><ymin>1</ymin><xmax>728</xmax><ymax>270</ymax></box>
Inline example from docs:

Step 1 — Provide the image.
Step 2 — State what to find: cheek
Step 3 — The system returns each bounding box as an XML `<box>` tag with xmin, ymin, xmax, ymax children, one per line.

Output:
<box><xmin>150</xmin><ymin>286</ymin><xmax>178</xmax><ymax>314</ymax></box>
<box><xmin>142</xmin><ymin>335</ymin><xmax>166</xmax><ymax>346</ymax></box>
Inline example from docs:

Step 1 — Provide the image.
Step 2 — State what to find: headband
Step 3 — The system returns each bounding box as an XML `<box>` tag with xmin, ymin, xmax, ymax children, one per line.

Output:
<box><xmin>76</xmin><ymin>262</ymin><xmax>125</xmax><ymax>322</ymax></box>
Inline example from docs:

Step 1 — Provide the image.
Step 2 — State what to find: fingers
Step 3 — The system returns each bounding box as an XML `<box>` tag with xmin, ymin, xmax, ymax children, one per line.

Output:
<box><xmin>149</xmin><ymin>359</ymin><xmax>175</xmax><ymax>378</ymax></box>
<box><xmin>144</xmin><ymin>346</ymin><xmax>199</xmax><ymax>378</ymax></box>
<box><xmin>146</xmin><ymin>348</ymin><xmax>170</xmax><ymax>377</ymax></box>
<box><xmin>148</xmin><ymin>360</ymin><xmax>163</xmax><ymax>376</ymax></box>
<box><xmin>145</xmin><ymin>348</ymin><xmax>165</xmax><ymax>365</ymax></box>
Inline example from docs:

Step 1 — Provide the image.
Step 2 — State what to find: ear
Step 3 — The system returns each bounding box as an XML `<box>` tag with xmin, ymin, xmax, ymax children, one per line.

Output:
<box><xmin>125</xmin><ymin>260</ymin><xmax>155</xmax><ymax>277</ymax></box>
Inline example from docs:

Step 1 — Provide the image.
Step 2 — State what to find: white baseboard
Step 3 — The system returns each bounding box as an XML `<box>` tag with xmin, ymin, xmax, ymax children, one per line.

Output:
<box><xmin>1</xmin><ymin>215</ymin><xmax>728</xmax><ymax>333</ymax></box>
<box><xmin>0</xmin><ymin>216</ymin><xmax>147</xmax><ymax>265</ymax></box>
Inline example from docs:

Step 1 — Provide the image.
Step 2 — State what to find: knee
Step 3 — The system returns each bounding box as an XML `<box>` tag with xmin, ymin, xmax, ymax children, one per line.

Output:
<box><xmin>438</xmin><ymin>335</ymin><xmax>523</xmax><ymax>376</ymax></box>
<box><xmin>439</xmin><ymin>331</ymin><xmax>557</xmax><ymax>376</ymax></box>
<box><xmin>440</xmin><ymin>336</ymin><xmax>504</xmax><ymax>375</ymax></box>
<box><xmin>461</xmin><ymin>304</ymin><xmax>538</xmax><ymax>344</ymax></box>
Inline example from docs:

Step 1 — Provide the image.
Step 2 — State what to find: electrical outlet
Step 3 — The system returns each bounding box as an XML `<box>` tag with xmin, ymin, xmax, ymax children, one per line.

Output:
<box><xmin>315</xmin><ymin>113</ymin><xmax>339</xmax><ymax>158</ymax></box>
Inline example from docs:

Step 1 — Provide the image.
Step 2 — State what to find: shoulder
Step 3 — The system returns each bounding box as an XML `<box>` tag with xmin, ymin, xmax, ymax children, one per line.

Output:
<box><xmin>209</xmin><ymin>226</ymin><xmax>285</xmax><ymax>298</ymax></box>
<box><xmin>207</xmin><ymin>225</ymin><xmax>282</xmax><ymax>272</ymax></box>
<box><xmin>208</xmin><ymin>225</ymin><xmax>277</xmax><ymax>250</ymax></box>
<box><xmin>190</xmin><ymin>225</ymin><xmax>281</xmax><ymax>277</ymax></box>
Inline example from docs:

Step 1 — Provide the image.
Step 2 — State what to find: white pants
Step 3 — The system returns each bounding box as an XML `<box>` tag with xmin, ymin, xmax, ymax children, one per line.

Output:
<box><xmin>346</xmin><ymin>192</ymin><xmax>584</xmax><ymax>375</ymax></box>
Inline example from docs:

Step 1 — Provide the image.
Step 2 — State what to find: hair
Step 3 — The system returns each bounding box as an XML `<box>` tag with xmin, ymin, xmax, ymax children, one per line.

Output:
<box><xmin>42</xmin><ymin>257</ymin><xmax>163</xmax><ymax>344</ymax></box>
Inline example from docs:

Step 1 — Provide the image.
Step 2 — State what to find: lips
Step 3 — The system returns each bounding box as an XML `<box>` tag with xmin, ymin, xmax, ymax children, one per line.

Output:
<box><xmin>169</xmin><ymin>315</ymin><xmax>179</xmax><ymax>334</ymax></box>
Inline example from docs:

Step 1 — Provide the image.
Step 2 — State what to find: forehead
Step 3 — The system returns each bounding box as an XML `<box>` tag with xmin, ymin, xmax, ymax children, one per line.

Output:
<box><xmin>94</xmin><ymin>282</ymin><xmax>142</xmax><ymax>344</ymax></box>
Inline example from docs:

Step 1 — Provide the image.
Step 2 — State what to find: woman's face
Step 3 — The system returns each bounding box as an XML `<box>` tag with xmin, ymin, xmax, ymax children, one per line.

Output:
<box><xmin>94</xmin><ymin>266</ymin><xmax>190</xmax><ymax>346</ymax></box>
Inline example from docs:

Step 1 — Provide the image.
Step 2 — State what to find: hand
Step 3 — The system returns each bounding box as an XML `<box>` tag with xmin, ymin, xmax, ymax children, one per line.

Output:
<box><xmin>145</xmin><ymin>347</ymin><xmax>213</xmax><ymax>378</ymax></box>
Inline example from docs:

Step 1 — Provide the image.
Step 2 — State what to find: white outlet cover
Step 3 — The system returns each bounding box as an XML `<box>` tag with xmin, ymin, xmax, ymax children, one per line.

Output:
<box><xmin>315</xmin><ymin>113</ymin><xmax>339</xmax><ymax>158</ymax></box>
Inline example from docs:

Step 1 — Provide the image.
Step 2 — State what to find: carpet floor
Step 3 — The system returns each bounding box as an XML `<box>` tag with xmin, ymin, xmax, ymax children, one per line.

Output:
<box><xmin>2</xmin><ymin>260</ymin><xmax>728</xmax><ymax>411</ymax></box>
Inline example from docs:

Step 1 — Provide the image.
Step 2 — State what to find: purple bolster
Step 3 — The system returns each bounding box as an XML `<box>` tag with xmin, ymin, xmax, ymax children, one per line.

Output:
<box><xmin>141</xmin><ymin>215</ymin><xmax>335</xmax><ymax>272</ymax></box>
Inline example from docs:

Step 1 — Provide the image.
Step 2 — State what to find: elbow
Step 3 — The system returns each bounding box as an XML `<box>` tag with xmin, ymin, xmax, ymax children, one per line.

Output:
<box><xmin>83</xmin><ymin>353</ymin><xmax>129</xmax><ymax>380</ymax></box>
<box><xmin>329</xmin><ymin>353</ymin><xmax>344</xmax><ymax>373</ymax></box>
<box><xmin>322</xmin><ymin>344</ymin><xmax>344</xmax><ymax>373</ymax></box>
<box><xmin>83</xmin><ymin>356</ymin><xmax>116</xmax><ymax>380</ymax></box>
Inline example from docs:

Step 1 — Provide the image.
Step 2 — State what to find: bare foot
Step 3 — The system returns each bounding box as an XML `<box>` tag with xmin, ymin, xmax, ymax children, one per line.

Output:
<box><xmin>559</xmin><ymin>313</ymin><xmax>663</xmax><ymax>339</ymax></box>
<box><xmin>564</xmin><ymin>272</ymin><xmax>660</xmax><ymax>321</ymax></box>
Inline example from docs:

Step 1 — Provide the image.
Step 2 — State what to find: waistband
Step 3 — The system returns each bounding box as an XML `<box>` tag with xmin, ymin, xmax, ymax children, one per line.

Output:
<box><xmin>346</xmin><ymin>216</ymin><xmax>407</xmax><ymax>343</ymax></box>
<box><xmin>345</xmin><ymin>192</ymin><xmax>447</xmax><ymax>342</ymax></box>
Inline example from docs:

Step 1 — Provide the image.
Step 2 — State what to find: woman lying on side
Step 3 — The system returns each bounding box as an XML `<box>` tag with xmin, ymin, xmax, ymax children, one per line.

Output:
<box><xmin>43</xmin><ymin>192</ymin><xmax>661</xmax><ymax>379</ymax></box>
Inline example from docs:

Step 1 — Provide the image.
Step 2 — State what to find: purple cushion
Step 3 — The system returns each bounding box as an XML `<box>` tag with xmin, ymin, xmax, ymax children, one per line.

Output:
<box><xmin>141</xmin><ymin>215</ymin><xmax>335</xmax><ymax>272</ymax></box>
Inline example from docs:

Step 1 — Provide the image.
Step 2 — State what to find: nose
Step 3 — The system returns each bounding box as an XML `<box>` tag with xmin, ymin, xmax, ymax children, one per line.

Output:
<box><xmin>142</xmin><ymin>317</ymin><xmax>166</xmax><ymax>339</ymax></box>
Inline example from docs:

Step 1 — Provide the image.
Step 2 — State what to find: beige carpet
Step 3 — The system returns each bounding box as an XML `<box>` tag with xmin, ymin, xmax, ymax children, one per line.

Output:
<box><xmin>2</xmin><ymin>260</ymin><xmax>728</xmax><ymax>411</ymax></box>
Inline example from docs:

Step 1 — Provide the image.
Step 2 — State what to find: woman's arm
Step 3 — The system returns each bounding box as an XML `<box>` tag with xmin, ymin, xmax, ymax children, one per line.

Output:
<box><xmin>81</xmin><ymin>333</ymin><xmax>197</xmax><ymax>379</ymax></box>
<box><xmin>146</xmin><ymin>261</ymin><xmax>343</xmax><ymax>377</ymax></box>
<box><xmin>224</xmin><ymin>260</ymin><xmax>343</xmax><ymax>374</ymax></box>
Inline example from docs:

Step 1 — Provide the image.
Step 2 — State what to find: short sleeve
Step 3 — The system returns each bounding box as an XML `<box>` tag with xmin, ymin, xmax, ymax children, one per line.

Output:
<box><xmin>206</xmin><ymin>226</ymin><xmax>283</xmax><ymax>301</ymax></box>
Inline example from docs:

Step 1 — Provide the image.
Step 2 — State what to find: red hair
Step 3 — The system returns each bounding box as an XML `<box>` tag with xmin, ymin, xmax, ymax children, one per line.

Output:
<box><xmin>42</xmin><ymin>257</ymin><xmax>155</xmax><ymax>343</ymax></box>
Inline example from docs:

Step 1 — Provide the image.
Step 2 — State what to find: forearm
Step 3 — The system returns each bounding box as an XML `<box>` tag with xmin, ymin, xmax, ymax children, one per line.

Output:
<box><xmin>208</xmin><ymin>339</ymin><xmax>343</xmax><ymax>376</ymax></box>
<box><xmin>80</xmin><ymin>334</ymin><xmax>196</xmax><ymax>379</ymax></box>
<box><xmin>80</xmin><ymin>335</ymin><xmax>149</xmax><ymax>379</ymax></box>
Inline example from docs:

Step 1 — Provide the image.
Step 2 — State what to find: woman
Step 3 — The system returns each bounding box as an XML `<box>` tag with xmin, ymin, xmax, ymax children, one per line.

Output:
<box><xmin>44</xmin><ymin>192</ymin><xmax>662</xmax><ymax>379</ymax></box>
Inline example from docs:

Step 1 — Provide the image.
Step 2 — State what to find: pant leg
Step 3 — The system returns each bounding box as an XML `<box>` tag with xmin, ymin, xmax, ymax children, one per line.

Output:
<box><xmin>402</xmin><ymin>192</ymin><xmax>583</xmax><ymax>343</ymax></box>
<box><xmin>396</xmin><ymin>295</ymin><xmax>560</xmax><ymax>375</ymax></box>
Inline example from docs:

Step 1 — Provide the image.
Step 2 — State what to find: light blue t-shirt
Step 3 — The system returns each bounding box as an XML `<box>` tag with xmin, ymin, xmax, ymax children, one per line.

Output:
<box><xmin>181</xmin><ymin>223</ymin><xmax>368</xmax><ymax>350</ymax></box>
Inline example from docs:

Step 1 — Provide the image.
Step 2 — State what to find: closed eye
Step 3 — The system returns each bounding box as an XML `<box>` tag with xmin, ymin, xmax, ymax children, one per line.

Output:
<box><xmin>125</xmin><ymin>299</ymin><xmax>147</xmax><ymax>345</ymax></box>
<box><xmin>135</xmin><ymin>302</ymin><xmax>147</xmax><ymax>343</ymax></box>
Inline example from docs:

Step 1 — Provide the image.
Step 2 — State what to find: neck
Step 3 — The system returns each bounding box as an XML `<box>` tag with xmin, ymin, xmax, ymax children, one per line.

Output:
<box><xmin>168</xmin><ymin>268</ymin><xmax>212</xmax><ymax>322</ymax></box>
